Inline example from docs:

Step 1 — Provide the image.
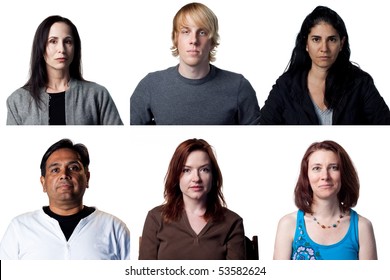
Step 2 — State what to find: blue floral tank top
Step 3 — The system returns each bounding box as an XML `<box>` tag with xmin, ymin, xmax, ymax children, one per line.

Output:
<box><xmin>291</xmin><ymin>209</ymin><xmax>359</xmax><ymax>260</ymax></box>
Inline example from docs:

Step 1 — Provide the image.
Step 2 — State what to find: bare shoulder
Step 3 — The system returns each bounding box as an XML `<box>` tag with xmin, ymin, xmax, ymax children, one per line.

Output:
<box><xmin>357</xmin><ymin>214</ymin><xmax>374</xmax><ymax>231</ymax></box>
<box><xmin>277</xmin><ymin>211</ymin><xmax>298</xmax><ymax>230</ymax></box>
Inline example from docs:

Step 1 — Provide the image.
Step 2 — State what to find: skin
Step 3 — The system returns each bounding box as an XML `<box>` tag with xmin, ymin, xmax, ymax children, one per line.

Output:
<box><xmin>306</xmin><ymin>22</ymin><xmax>345</xmax><ymax>110</ymax></box>
<box><xmin>306</xmin><ymin>22</ymin><xmax>345</xmax><ymax>72</ymax></box>
<box><xmin>44</xmin><ymin>22</ymin><xmax>74</xmax><ymax>93</ymax></box>
<box><xmin>40</xmin><ymin>148</ymin><xmax>90</xmax><ymax>216</ymax></box>
<box><xmin>177</xmin><ymin>15</ymin><xmax>214</xmax><ymax>79</ymax></box>
<box><xmin>273</xmin><ymin>150</ymin><xmax>377</xmax><ymax>260</ymax></box>
<box><xmin>179</xmin><ymin>150</ymin><xmax>212</xmax><ymax>234</ymax></box>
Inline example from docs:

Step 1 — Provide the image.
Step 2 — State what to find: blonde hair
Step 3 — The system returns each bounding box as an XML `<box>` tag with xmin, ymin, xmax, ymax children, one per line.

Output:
<box><xmin>171</xmin><ymin>2</ymin><xmax>220</xmax><ymax>62</ymax></box>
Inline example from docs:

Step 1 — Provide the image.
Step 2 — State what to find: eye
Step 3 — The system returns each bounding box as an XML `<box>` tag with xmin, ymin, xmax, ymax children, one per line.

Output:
<box><xmin>199</xmin><ymin>30</ymin><xmax>208</xmax><ymax>36</ymax></box>
<box><xmin>200</xmin><ymin>167</ymin><xmax>210</xmax><ymax>173</ymax></box>
<box><xmin>182</xmin><ymin>168</ymin><xmax>191</xmax><ymax>173</ymax></box>
<box><xmin>312</xmin><ymin>37</ymin><xmax>320</xmax><ymax>43</ymax></box>
<box><xmin>69</xmin><ymin>164</ymin><xmax>81</xmax><ymax>172</ymax></box>
<box><xmin>181</xmin><ymin>29</ymin><xmax>189</xmax><ymax>34</ymax></box>
<box><xmin>50</xmin><ymin>167</ymin><xmax>60</xmax><ymax>173</ymax></box>
<box><xmin>330</xmin><ymin>165</ymin><xmax>339</xmax><ymax>171</ymax></box>
<box><xmin>64</xmin><ymin>38</ymin><xmax>73</xmax><ymax>45</ymax></box>
<box><xmin>312</xmin><ymin>166</ymin><xmax>321</xmax><ymax>172</ymax></box>
<box><xmin>48</xmin><ymin>39</ymin><xmax>57</xmax><ymax>44</ymax></box>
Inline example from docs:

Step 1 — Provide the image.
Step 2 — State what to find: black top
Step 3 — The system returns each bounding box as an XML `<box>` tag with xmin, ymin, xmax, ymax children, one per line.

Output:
<box><xmin>43</xmin><ymin>206</ymin><xmax>95</xmax><ymax>241</ymax></box>
<box><xmin>48</xmin><ymin>92</ymin><xmax>66</xmax><ymax>125</ymax></box>
<box><xmin>259</xmin><ymin>66</ymin><xmax>390</xmax><ymax>125</ymax></box>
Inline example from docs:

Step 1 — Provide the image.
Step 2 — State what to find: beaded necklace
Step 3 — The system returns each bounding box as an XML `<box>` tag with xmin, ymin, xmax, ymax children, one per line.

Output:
<box><xmin>311</xmin><ymin>213</ymin><xmax>344</xmax><ymax>229</ymax></box>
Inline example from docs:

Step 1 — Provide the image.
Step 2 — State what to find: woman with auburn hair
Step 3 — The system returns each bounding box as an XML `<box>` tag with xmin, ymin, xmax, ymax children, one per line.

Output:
<box><xmin>273</xmin><ymin>140</ymin><xmax>377</xmax><ymax>260</ymax></box>
<box><xmin>6</xmin><ymin>15</ymin><xmax>122</xmax><ymax>125</ymax></box>
<box><xmin>139</xmin><ymin>138</ymin><xmax>245</xmax><ymax>260</ymax></box>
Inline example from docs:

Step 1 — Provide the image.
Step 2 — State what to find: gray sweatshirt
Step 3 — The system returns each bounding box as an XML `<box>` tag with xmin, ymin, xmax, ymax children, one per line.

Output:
<box><xmin>130</xmin><ymin>65</ymin><xmax>261</xmax><ymax>125</ymax></box>
<box><xmin>6</xmin><ymin>79</ymin><xmax>123</xmax><ymax>125</ymax></box>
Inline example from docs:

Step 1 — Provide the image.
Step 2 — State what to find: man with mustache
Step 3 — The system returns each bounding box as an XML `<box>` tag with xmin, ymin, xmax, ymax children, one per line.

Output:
<box><xmin>0</xmin><ymin>138</ymin><xmax>130</xmax><ymax>259</ymax></box>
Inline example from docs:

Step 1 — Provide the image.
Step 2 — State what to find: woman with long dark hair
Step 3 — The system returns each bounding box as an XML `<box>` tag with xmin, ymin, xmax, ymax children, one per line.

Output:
<box><xmin>6</xmin><ymin>15</ymin><xmax>123</xmax><ymax>125</ymax></box>
<box><xmin>260</xmin><ymin>6</ymin><xmax>390</xmax><ymax>124</ymax></box>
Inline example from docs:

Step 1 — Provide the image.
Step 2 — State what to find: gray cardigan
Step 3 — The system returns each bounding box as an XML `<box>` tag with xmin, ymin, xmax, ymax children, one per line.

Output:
<box><xmin>6</xmin><ymin>79</ymin><xmax>123</xmax><ymax>125</ymax></box>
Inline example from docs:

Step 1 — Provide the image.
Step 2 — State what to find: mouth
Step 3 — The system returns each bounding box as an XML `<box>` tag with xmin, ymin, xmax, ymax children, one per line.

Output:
<box><xmin>319</xmin><ymin>184</ymin><xmax>333</xmax><ymax>189</ymax></box>
<box><xmin>187</xmin><ymin>50</ymin><xmax>199</xmax><ymax>54</ymax></box>
<box><xmin>190</xmin><ymin>186</ymin><xmax>204</xmax><ymax>191</ymax></box>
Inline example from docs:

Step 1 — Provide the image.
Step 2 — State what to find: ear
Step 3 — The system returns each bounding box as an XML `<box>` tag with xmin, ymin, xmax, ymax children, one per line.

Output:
<box><xmin>340</xmin><ymin>36</ymin><xmax>346</xmax><ymax>51</ymax></box>
<box><xmin>86</xmin><ymin>171</ymin><xmax>90</xmax><ymax>188</ymax></box>
<box><xmin>40</xmin><ymin>176</ymin><xmax>47</xmax><ymax>193</ymax></box>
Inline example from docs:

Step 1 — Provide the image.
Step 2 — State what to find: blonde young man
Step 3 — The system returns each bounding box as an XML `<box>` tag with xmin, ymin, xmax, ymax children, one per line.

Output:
<box><xmin>130</xmin><ymin>2</ymin><xmax>261</xmax><ymax>125</ymax></box>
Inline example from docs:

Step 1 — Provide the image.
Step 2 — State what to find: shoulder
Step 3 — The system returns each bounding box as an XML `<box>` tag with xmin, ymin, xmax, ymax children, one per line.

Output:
<box><xmin>222</xmin><ymin>207</ymin><xmax>243</xmax><ymax>221</ymax></box>
<box><xmin>277</xmin><ymin>211</ymin><xmax>298</xmax><ymax>229</ymax></box>
<box><xmin>92</xmin><ymin>209</ymin><xmax>126</xmax><ymax>225</ymax></box>
<box><xmin>349</xmin><ymin>65</ymin><xmax>374</xmax><ymax>83</ymax></box>
<box><xmin>356</xmin><ymin>212</ymin><xmax>374</xmax><ymax>231</ymax></box>
<box><xmin>9</xmin><ymin>209</ymin><xmax>43</xmax><ymax>224</ymax></box>
<box><xmin>7</xmin><ymin>87</ymin><xmax>32</xmax><ymax>102</ymax></box>
<box><xmin>213</xmin><ymin>65</ymin><xmax>245</xmax><ymax>79</ymax></box>
<box><xmin>148</xmin><ymin>205</ymin><xmax>164</xmax><ymax>216</ymax></box>
<box><xmin>275</xmin><ymin>71</ymin><xmax>301</xmax><ymax>86</ymax></box>
<box><xmin>144</xmin><ymin>66</ymin><xmax>177</xmax><ymax>79</ymax></box>
<box><xmin>71</xmin><ymin>79</ymin><xmax>109</xmax><ymax>92</ymax></box>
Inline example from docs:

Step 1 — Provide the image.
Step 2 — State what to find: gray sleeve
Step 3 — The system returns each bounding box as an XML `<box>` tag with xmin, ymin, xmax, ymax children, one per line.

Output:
<box><xmin>237</xmin><ymin>77</ymin><xmax>261</xmax><ymax>124</ymax></box>
<box><xmin>130</xmin><ymin>76</ymin><xmax>155</xmax><ymax>125</ymax></box>
<box><xmin>98</xmin><ymin>87</ymin><xmax>123</xmax><ymax>125</ymax></box>
<box><xmin>6</xmin><ymin>96</ymin><xmax>19</xmax><ymax>125</ymax></box>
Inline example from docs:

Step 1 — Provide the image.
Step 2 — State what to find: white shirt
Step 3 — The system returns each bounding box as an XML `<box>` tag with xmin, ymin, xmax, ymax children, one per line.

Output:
<box><xmin>0</xmin><ymin>208</ymin><xmax>130</xmax><ymax>260</ymax></box>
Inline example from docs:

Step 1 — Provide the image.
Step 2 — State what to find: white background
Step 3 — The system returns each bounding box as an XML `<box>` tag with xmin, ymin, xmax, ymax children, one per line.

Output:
<box><xmin>0</xmin><ymin>0</ymin><xmax>389</xmax><ymax>279</ymax></box>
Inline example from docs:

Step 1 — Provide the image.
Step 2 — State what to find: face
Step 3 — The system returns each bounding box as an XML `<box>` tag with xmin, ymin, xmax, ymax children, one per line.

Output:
<box><xmin>307</xmin><ymin>149</ymin><xmax>341</xmax><ymax>201</ymax></box>
<box><xmin>306</xmin><ymin>22</ymin><xmax>345</xmax><ymax>71</ymax></box>
<box><xmin>179</xmin><ymin>150</ymin><xmax>212</xmax><ymax>203</ymax></box>
<box><xmin>177</xmin><ymin>15</ymin><xmax>214</xmax><ymax>69</ymax></box>
<box><xmin>44</xmin><ymin>22</ymin><xmax>74</xmax><ymax>72</ymax></box>
<box><xmin>40</xmin><ymin>148</ymin><xmax>90</xmax><ymax>209</ymax></box>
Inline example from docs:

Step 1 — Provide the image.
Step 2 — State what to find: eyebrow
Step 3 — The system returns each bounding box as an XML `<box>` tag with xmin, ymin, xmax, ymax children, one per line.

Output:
<box><xmin>47</xmin><ymin>160</ymin><xmax>81</xmax><ymax>169</ymax></box>
<box><xmin>183</xmin><ymin>163</ymin><xmax>211</xmax><ymax>168</ymax></box>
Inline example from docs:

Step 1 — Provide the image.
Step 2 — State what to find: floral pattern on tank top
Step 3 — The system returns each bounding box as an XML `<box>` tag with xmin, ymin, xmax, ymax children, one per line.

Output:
<box><xmin>292</xmin><ymin>219</ymin><xmax>323</xmax><ymax>260</ymax></box>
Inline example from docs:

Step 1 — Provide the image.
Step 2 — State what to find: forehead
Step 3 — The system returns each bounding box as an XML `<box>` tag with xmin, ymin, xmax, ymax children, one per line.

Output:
<box><xmin>178</xmin><ymin>14</ymin><xmax>206</xmax><ymax>29</ymax></box>
<box><xmin>48</xmin><ymin>22</ymin><xmax>72</xmax><ymax>36</ymax></box>
<box><xmin>308</xmin><ymin>149</ymin><xmax>339</xmax><ymax>163</ymax></box>
<box><xmin>309</xmin><ymin>21</ymin><xmax>339</xmax><ymax>36</ymax></box>
<box><xmin>185</xmin><ymin>150</ymin><xmax>211</xmax><ymax>165</ymax></box>
<box><xmin>46</xmin><ymin>148</ymin><xmax>81</xmax><ymax>165</ymax></box>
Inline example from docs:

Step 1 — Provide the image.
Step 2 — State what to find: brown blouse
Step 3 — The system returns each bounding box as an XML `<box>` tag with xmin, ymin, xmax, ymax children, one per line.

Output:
<box><xmin>138</xmin><ymin>205</ymin><xmax>245</xmax><ymax>260</ymax></box>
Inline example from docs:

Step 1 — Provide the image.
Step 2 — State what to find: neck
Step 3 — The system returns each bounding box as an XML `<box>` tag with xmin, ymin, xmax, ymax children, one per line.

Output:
<box><xmin>311</xmin><ymin>199</ymin><xmax>341</xmax><ymax>218</ymax></box>
<box><xmin>178</xmin><ymin>62</ymin><xmax>210</xmax><ymax>79</ymax></box>
<box><xmin>183</xmin><ymin>196</ymin><xmax>207</xmax><ymax>216</ymax></box>
<box><xmin>309</xmin><ymin>65</ymin><xmax>328</xmax><ymax>81</ymax></box>
<box><xmin>49</xmin><ymin>204</ymin><xmax>83</xmax><ymax>216</ymax></box>
<box><xmin>46</xmin><ymin>70</ymin><xmax>70</xmax><ymax>93</ymax></box>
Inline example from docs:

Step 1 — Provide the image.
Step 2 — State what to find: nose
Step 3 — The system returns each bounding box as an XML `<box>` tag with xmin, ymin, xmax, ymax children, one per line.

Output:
<box><xmin>191</xmin><ymin>170</ymin><xmax>201</xmax><ymax>182</ymax></box>
<box><xmin>320</xmin><ymin>41</ymin><xmax>329</xmax><ymax>52</ymax></box>
<box><xmin>320</xmin><ymin>169</ymin><xmax>330</xmax><ymax>180</ymax></box>
<box><xmin>190</xmin><ymin>33</ymin><xmax>198</xmax><ymax>45</ymax></box>
<box><xmin>57</xmin><ymin>40</ymin><xmax>66</xmax><ymax>53</ymax></box>
<box><xmin>60</xmin><ymin>169</ymin><xmax>71</xmax><ymax>180</ymax></box>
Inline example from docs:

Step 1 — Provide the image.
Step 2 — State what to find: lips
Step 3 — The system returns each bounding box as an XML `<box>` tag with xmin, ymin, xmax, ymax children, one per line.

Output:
<box><xmin>190</xmin><ymin>185</ymin><xmax>203</xmax><ymax>191</ymax></box>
